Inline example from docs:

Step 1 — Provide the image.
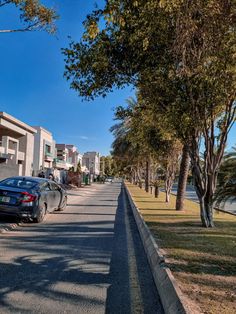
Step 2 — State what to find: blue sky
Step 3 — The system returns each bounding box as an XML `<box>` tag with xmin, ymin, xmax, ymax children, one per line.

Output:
<box><xmin>0</xmin><ymin>0</ymin><xmax>134</xmax><ymax>156</ymax></box>
<box><xmin>0</xmin><ymin>1</ymin><xmax>235</xmax><ymax>155</ymax></box>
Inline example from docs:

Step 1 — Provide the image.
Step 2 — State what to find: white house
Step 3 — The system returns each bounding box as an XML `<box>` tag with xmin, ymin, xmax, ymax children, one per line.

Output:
<box><xmin>0</xmin><ymin>112</ymin><xmax>36</xmax><ymax>180</ymax></box>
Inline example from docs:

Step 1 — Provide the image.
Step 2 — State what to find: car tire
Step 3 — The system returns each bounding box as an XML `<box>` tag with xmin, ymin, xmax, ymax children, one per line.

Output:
<box><xmin>58</xmin><ymin>196</ymin><xmax>67</xmax><ymax>211</ymax></box>
<box><xmin>33</xmin><ymin>205</ymin><xmax>47</xmax><ymax>223</ymax></box>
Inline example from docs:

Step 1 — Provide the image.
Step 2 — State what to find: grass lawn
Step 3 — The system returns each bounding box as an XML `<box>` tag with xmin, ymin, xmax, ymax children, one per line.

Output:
<box><xmin>126</xmin><ymin>183</ymin><xmax>236</xmax><ymax>314</ymax></box>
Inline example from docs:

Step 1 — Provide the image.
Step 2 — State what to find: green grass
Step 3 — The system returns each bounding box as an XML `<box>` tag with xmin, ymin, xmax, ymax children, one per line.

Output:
<box><xmin>126</xmin><ymin>183</ymin><xmax>236</xmax><ymax>314</ymax></box>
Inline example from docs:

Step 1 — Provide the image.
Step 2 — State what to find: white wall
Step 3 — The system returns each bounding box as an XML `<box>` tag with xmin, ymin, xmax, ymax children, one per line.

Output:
<box><xmin>0</xmin><ymin>164</ymin><xmax>21</xmax><ymax>181</ymax></box>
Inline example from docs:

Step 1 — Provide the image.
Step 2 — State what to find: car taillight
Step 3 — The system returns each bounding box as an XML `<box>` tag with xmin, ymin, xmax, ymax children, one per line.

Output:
<box><xmin>21</xmin><ymin>192</ymin><xmax>37</xmax><ymax>203</ymax></box>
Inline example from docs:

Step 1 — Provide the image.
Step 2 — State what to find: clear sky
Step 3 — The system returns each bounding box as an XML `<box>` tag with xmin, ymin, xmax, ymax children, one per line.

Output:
<box><xmin>0</xmin><ymin>0</ymin><xmax>134</xmax><ymax>156</ymax></box>
<box><xmin>0</xmin><ymin>1</ymin><xmax>235</xmax><ymax>155</ymax></box>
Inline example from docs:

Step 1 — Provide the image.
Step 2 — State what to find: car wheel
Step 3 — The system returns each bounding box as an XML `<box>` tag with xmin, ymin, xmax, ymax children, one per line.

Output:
<box><xmin>33</xmin><ymin>205</ymin><xmax>47</xmax><ymax>223</ymax></box>
<box><xmin>58</xmin><ymin>196</ymin><xmax>67</xmax><ymax>211</ymax></box>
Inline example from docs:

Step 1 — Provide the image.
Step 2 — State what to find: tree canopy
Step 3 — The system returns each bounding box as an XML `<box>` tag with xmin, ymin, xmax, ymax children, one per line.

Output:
<box><xmin>0</xmin><ymin>0</ymin><xmax>58</xmax><ymax>33</ymax></box>
<box><xmin>62</xmin><ymin>0</ymin><xmax>236</xmax><ymax>227</ymax></box>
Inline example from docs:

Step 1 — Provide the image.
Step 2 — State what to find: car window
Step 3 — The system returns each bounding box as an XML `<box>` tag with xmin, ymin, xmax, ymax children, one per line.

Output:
<box><xmin>0</xmin><ymin>178</ymin><xmax>37</xmax><ymax>189</ymax></box>
<box><xmin>40</xmin><ymin>182</ymin><xmax>51</xmax><ymax>191</ymax></box>
<box><xmin>50</xmin><ymin>182</ymin><xmax>60</xmax><ymax>191</ymax></box>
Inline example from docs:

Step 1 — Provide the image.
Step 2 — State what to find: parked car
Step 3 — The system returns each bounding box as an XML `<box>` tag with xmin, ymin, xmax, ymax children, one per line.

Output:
<box><xmin>105</xmin><ymin>176</ymin><xmax>114</xmax><ymax>183</ymax></box>
<box><xmin>0</xmin><ymin>176</ymin><xmax>67</xmax><ymax>223</ymax></box>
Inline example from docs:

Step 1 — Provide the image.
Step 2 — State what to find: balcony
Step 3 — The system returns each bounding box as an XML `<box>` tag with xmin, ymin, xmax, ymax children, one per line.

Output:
<box><xmin>7</xmin><ymin>148</ymin><xmax>15</xmax><ymax>155</ymax></box>
<box><xmin>44</xmin><ymin>151</ymin><xmax>54</xmax><ymax>161</ymax></box>
<box><xmin>53</xmin><ymin>158</ymin><xmax>67</xmax><ymax>169</ymax></box>
<box><xmin>18</xmin><ymin>151</ymin><xmax>25</xmax><ymax>160</ymax></box>
<box><xmin>0</xmin><ymin>146</ymin><xmax>4</xmax><ymax>154</ymax></box>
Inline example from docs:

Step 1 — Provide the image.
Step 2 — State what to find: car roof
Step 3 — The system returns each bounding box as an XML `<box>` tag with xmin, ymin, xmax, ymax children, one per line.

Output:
<box><xmin>2</xmin><ymin>176</ymin><xmax>50</xmax><ymax>183</ymax></box>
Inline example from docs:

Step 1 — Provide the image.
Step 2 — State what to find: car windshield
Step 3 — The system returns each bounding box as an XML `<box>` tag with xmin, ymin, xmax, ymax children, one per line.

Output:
<box><xmin>0</xmin><ymin>178</ymin><xmax>37</xmax><ymax>189</ymax></box>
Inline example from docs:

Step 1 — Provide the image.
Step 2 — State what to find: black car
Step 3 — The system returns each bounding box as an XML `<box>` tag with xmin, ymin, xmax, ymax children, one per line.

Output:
<box><xmin>0</xmin><ymin>176</ymin><xmax>67</xmax><ymax>223</ymax></box>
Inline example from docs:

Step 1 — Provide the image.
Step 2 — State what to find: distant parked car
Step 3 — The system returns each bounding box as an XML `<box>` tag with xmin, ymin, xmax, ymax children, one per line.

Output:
<box><xmin>105</xmin><ymin>176</ymin><xmax>114</xmax><ymax>183</ymax></box>
<box><xmin>0</xmin><ymin>176</ymin><xmax>67</xmax><ymax>223</ymax></box>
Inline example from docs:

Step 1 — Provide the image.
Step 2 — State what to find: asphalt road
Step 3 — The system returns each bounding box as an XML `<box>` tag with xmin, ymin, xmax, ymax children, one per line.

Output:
<box><xmin>0</xmin><ymin>182</ymin><xmax>164</xmax><ymax>314</ymax></box>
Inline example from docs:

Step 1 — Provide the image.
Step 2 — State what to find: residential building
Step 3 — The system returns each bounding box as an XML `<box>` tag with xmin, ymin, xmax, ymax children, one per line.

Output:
<box><xmin>0</xmin><ymin>112</ymin><xmax>36</xmax><ymax>180</ymax></box>
<box><xmin>32</xmin><ymin>126</ymin><xmax>56</xmax><ymax>176</ymax></box>
<box><xmin>55</xmin><ymin>144</ymin><xmax>73</xmax><ymax>170</ymax></box>
<box><xmin>66</xmin><ymin>144</ymin><xmax>80</xmax><ymax>170</ymax></box>
<box><xmin>82</xmin><ymin>152</ymin><xmax>100</xmax><ymax>176</ymax></box>
<box><xmin>55</xmin><ymin>144</ymin><xmax>84</xmax><ymax>171</ymax></box>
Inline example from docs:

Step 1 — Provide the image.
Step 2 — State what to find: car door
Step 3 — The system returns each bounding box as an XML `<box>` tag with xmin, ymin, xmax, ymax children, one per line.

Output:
<box><xmin>49</xmin><ymin>182</ymin><xmax>61</xmax><ymax>209</ymax></box>
<box><xmin>40</xmin><ymin>182</ymin><xmax>54</xmax><ymax>212</ymax></box>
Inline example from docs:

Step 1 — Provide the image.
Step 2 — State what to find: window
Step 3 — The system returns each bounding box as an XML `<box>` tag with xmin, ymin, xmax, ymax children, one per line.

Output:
<box><xmin>0</xmin><ymin>178</ymin><xmax>37</xmax><ymax>189</ymax></box>
<box><xmin>45</xmin><ymin>145</ymin><xmax>51</xmax><ymax>154</ymax></box>
<box><xmin>40</xmin><ymin>182</ymin><xmax>51</xmax><ymax>191</ymax></box>
<box><xmin>50</xmin><ymin>182</ymin><xmax>60</xmax><ymax>191</ymax></box>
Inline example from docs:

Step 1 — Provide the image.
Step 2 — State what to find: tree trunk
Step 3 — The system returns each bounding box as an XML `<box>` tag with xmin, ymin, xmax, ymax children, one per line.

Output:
<box><xmin>191</xmin><ymin>162</ymin><xmax>215</xmax><ymax>228</ymax></box>
<box><xmin>199</xmin><ymin>197</ymin><xmax>214</xmax><ymax>227</ymax></box>
<box><xmin>176</xmin><ymin>144</ymin><xmax>190</xmax><ymax>210</ymax></box>
<box><xmin>165</xmin><ymin>178</ymin><xmax>172</xmax><ymax>203</ymax></box>
<box><xmin>154</xmin><ymin>186</ymin><xmax>159</xmax><ymax>198</ymax></box>
<box><xmin>135</xmin><ymin>169</ymin><xmax>138</xmax><ymax>185</ymax></box>
<box><xmin>145</xmin><ymin>159</ymin><xmax>150</xmax><ymax>193</ymax></box>
<box><xmin>165</xmin><ymin>191</ymin><xmax>170</xmax><ymax>203</ymax></box>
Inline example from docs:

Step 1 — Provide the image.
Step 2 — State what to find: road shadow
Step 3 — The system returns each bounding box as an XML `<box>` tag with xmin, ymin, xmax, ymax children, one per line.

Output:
<box><xmin>0</xmin><ymin>183</ymin><xmax>163</xmax><ymax>313</ymax></box>
<box><xmin>105</xmin><ymin>187</ymin><xmax>164</xmax><ymax>314</ymax></box>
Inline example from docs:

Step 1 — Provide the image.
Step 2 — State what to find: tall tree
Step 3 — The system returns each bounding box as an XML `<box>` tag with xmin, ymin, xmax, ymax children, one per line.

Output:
<box><xmin>169</xmin><ymin>0</ymin><xmax>236</xmax><ymax>226</ymax></box>
<box><xmin>175</xmin><ymin>144</ymin><xmax>190</xmax><ymax>210</ymax></box>
<box><xmin>0</xmin><ymin>0</ymin><xmax>57</xmax><ymax>33</ymax></box>
<box><xmin>62</xmin><ymin>1</ymin><xmax>236</xmax><ymax>227</ymax></box>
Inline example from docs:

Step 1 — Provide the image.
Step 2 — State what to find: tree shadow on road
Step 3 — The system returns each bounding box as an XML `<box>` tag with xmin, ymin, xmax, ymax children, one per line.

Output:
<box><xmin>105</xmin><ymin>187</ymin><xmax>164</xmax><ymax>314</ymax></box>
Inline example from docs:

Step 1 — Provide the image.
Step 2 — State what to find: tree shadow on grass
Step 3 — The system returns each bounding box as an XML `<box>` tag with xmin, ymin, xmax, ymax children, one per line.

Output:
<box><xmin>146</xmin><ymin>220</ymin><xmax>236</xmax><ymax>278</ymax></box>
<box><xmin>135</xmin><ymin>200</ymin><xmax>168</xmax><ymax>204</ymax></box>
<box><xmin>141</xmin><ymin>208</ymin><xmax>177</xmax><ymax>212</ymax></box>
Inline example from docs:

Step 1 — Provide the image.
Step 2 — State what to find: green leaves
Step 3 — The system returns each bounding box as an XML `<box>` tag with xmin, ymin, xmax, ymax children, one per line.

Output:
<box><xmin>0</xmin><ymin>0</ymin><xmax>58</xmax><ymax>33</ymax></box>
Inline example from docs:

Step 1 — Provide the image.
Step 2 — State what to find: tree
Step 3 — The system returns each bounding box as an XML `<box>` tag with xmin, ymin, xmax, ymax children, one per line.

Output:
<box><xmin>62</xmin><ymin>1</ymin><xmax>236</xmax><ymax>227</ymax></box>
<box><xmin>110</xmin><ymin>101</ymin><xmax>144</xmax><ymax>185</ymax></box>
<box><xmin>100</xmin><ymin>155</ymin><xmax>117</xmax><ymax>176</ymax></box>
<box><xmin>62</xmin><ymin>0</ymin><xmax>191</xmax><ymax>208</ymax></box>
<box><xmin>175</xmin><ymin>145</ymin><xmax>190</xmax><ymax>210</ymax></box>
<box><xmin>169</xmin><ymin>0</ymin><xmax>236</xmax><ymax>226</ymax></box>
<box><xmin>76</xmin><ymin>161</ymin><xmax>82</xmax><ymax>173</ymax></box>
<box><xmin>111</xmin><ymin>94</ymin><xmax>182</xmax><ymax>202</ymax></box>
<box><xmin>214</xmin><ymin>148</ymin><xmax>236</xmax><ymax>207</ymax></box>
<box><xmin>0</xmin><ymin>0</ymin><xmax>57</xmax><ymax>33</ymax></box>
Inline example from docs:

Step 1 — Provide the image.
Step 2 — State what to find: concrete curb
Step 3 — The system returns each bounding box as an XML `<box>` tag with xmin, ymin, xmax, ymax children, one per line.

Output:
<box><xmin>124</xmin><ymin>184</ymin><xmax>202</xmax><ymax>314</ymax></box>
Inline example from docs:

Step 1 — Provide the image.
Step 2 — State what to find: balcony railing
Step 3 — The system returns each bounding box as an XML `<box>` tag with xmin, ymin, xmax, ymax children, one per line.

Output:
<box><xmin>53</xmin><ymin>158</ymin><xmax>66</xmax><ymax>164</ymax></box>
<box><xmin>53</xmin><ymin>158</ymin><xmax>68</xmax><ymax>169</ymax></box>
<box><xmin>18</xmin><ymin>151</ymin><xmax>25</xmax><ymax>160</ymax></box>
<box><xmin>0</xmin><ymin>146</ymin><xmax>25</xmax><ymax>161</ymax></box>
<box><xmin>44</xmin><ymin>152</ymin><xmax>54</xmax><ymax>161</ymax></box>
<box><xmin>45</xmin><ymin>152</ymin><xmax>53</xmax><ymax>157</ymax></box>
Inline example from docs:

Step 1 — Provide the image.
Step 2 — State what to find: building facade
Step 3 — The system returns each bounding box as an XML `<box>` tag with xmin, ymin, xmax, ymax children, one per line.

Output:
<box><xmin>0</xmin><ymin>112</ymin><xmax>36</xmax><ymax>180</ymax></box>
<box><xmin>82</xmin><ymin>152</ymin><xmax>100</xmax><ymax>176</ymax></box>
<box><xmin>32</xmin><ymin>126</ymin><xmax>56</xmax><ymax>176</ymax></box>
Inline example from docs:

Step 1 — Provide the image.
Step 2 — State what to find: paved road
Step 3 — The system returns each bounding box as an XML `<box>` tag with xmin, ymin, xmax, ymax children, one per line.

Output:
<box><xmin>0</xmin><ymin>182</ymin><xmax>164</xmax><ymax>314</ymax></box>
<box><xmin>171</xmin><ymin>184</ymin><xmax>236</xmax><ymax>214</ymax></box>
